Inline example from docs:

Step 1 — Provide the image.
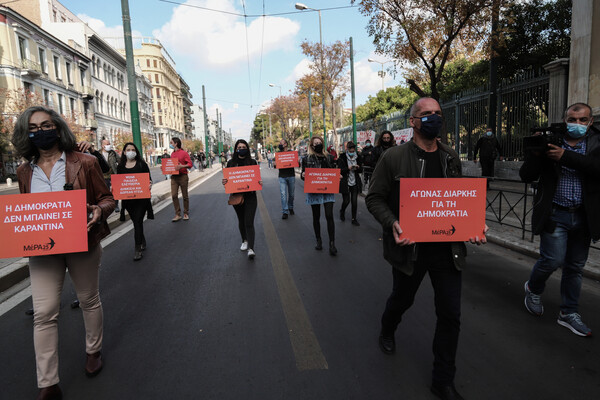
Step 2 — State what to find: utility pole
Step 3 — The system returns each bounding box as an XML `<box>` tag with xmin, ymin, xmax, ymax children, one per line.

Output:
<box><xmin>488</xmin><ymin>0</ymin><xmax>500</xmax><ymax>135</ymax></box>
<box><xmin>216</xmin><ymin>109</ymin><xmax>222</xmax><ymax>155</ymax></box>
<box><xmin>120</xmin><ymin>0</ymin><xmax>141</xmax><ymax>151</ymax></box>
<box><xmin>350</xmin><ymin>37</ymin><xmax>356</xmax><ymax>144</ymax></box>
<box><xmin>202</xmin><ymin>85</ymin><xmax>210</xmax><ymax>166</ymax></box>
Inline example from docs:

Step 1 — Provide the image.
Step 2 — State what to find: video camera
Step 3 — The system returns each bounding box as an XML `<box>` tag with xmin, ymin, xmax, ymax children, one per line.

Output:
<box><xmin>523</xmin><ymin>122</ymin><xmax>567</xmax><ymax>152</ymax></box>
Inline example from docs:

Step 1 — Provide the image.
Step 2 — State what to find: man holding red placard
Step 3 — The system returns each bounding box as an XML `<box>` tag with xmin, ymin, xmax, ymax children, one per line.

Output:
<box><xmin>169</xmin><ymin>137</ymin><xmax>192</xmax><ymax>222</ymax></box>
<box><xmin>275</xmin><ymin>139</ymin><xmax>296</xmax><ymax>219</ymax></box>
<box><xmin>366</xmin><ymin>97</ymin><xmax>487</xmax><ymax>400</ymax></box>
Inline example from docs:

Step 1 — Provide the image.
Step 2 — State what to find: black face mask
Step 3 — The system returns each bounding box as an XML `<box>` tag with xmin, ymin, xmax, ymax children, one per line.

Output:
<box><xmin>382</xmin><ymin>139</ymin><xmax>392</xmax><ymax>148</ymax></box>
<box><xmin>312</xmin><ymin>143</ymin><xmax>324</xmax><ymax>153</ymax></box>
<box><xmin>237</xmin><ymin>148</ymin><xmax>249</xmax><ymax>157</ymax></box>
<box><xmin>29</xmin><ymin>129</ymin><xmax>59</xmax><ymax>150</ymax></box>
<box><xmin>278</xmin><ymin>144</ymin><xmax>284</xmax><ymax>151</ymax></box>
<box><xmin>418</xmin><ymin>114</ymin><xmax>443</xmax><ymax>140</ymax></box>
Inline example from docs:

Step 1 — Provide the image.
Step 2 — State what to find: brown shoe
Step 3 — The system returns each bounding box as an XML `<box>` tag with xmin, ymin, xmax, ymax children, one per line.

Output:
<box><xmin>172</xmin><ymin>215</ymin><xmax>182</xmax><ymax>222</ymax></box>
<box><xmin>85</xmin><ymin>351</ymin><xmax>103</xmax><ymax>377</ymax></box>
<box><xmin>36</xmin><ymin>384</ymin><xmax>62</xmax><ymax>400</ymax></box>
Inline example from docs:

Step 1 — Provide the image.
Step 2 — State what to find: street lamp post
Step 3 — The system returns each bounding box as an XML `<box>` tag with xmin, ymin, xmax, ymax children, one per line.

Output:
<box><xmin>367</xmin><ymin>58</ymin><xmax>393</xmax><ymax>93</ymax></box>
<box><xmin>268</xmin><ymin>83</ymin><xmax>282</xmax><ymax>97</ymax></box>
<box><xmin>295</xmin><ymin>2</ymin><xmax>327</xmax><ymax>145</ymax></box>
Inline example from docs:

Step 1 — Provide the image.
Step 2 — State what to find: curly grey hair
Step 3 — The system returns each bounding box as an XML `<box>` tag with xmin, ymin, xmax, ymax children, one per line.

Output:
<box><xmin>11</xmin><ymin>105</ymin><xmax>77</xmax><ymax>161</ymax></box>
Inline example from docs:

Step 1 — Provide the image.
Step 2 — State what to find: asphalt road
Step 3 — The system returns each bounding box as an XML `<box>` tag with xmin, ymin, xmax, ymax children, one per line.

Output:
<box><xmin>1</xmin><ymin>167</ymin><xmax>599</xmax><ymax>400</ymax></box>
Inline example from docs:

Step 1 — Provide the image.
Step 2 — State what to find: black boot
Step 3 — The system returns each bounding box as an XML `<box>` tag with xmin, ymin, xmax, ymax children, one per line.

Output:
<box><xmin>329</xmin><ymin>241</ymin><xmax>337</xmax><ymax>256</ymax></box>
<box><xmin>141</xmin><ymin>238</ymin><xmax>147</xmax><ymax>251</ymax></box>
<box><xmin>134</xmin><ymin>245</ymin><xmax>143</xmax><ymax>261</ymax></box>
<box><xmin>315</xmin><ymin>237</ymin><xmax>323</xmax><ymax>250</ymax></box>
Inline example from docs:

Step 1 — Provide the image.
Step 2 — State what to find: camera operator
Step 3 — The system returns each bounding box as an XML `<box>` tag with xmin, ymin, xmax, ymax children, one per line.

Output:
<box><xmin>520</xmin><ymin>102</ymin><xmax>600</xmax><ymax>337</ymax></box>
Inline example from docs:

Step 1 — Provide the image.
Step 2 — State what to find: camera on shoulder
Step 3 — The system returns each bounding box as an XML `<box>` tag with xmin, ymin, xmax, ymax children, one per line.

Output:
<box><xmin>523</xmin><ymin>122</ymin><xmax>566</xmax><ymax>153</ymax></box>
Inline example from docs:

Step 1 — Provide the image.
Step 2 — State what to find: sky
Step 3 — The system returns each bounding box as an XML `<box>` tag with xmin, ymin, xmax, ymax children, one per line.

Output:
<box><xmin>58</xmin><ymin>0</ymin><xmax>404</xmax><ymax>141</ymax></box>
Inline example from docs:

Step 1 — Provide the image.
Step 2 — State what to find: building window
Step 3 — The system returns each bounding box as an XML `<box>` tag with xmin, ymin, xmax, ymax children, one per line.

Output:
<box><xmin>65</xmin><ymin>62</ymin><xmax>72</xmax><ymax>84</ymax></box>
<box><xmin>43</xmin><ymin>89</ymin><xmax>50</xmax><ymax>106</ymax></box>
<box><xmin>155</xmin><ymin>74</ymin><xmax>159</xmax><ymax>83</ymax></box>
<box><xmin>146</xmin><ymin>59</ymin><xmax>150</xmax><ymax>67</ymax></box>
<box><xmin>58</xmin><ymin>94</ymin><xmax>64</xmax><ymax>115</ymax></box>
<box><xmin>156</xmin><ymin>88</ymin><xmax>160</xmax><ymax>98</ymax></box>
<box><xmin>38</xmin><ymin>48</ymin><xmax>46</xmax><ymax>73</ymax></box>
<box><xmin>23</xmin><ymin>82</ymin><xmax>33</xmax><ymax>94</ymax></box>
<box><xmin>153</xmin><ymin>60</ymin><xmax>157</xmax><ymax>68</ymax></box>
<box><xmin>157</xmin><ymin>102</ymin><xmax>161</xmax><ymax>111</ymax></box>
<box><xmin>83</xmin><ymin>101</ymin><xmax>90</xmax><ymax>119</ymax></box>
<box><xmin>69</xmin><ymin>97</ymin><xmax>75</xmax><ymax>118</ymax></box>
<box><xmin>159</xmin><ymin>115</ymin><xmax>163</xmax><ymax>125</ymax></box>
<box><xmin>18</xmin><ymin>36</ymin><xmax>27</xmax><ymax>60</ymax></box>
<box><xmin>53</xmin><ymin>55</ymin><xmax>61</xmax><ymax>80</ymax></box>
<box><xmin>80</xmin><ymin>68</ymin><xmax>86</xmax><ymax>86</ymax></box>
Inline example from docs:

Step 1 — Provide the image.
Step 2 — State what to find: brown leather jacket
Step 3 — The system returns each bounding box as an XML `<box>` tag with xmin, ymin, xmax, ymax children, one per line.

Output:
<box><xmin>17</xmin><ymin>151</ymin><xmax>115</xmax><ymax>248</ymax></box>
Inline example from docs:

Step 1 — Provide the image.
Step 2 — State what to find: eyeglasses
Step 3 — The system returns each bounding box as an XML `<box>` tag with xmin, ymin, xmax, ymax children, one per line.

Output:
<box><xmin>28</xmin><ymin>122</ymin><xmax>55</xmax><ymax>133</ymax></box>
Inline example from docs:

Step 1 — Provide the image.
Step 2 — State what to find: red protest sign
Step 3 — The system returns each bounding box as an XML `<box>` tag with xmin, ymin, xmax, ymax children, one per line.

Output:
<box><xmin>111</xmin><ymin>173</ymin><xmax>151</xmax><ymax>200</ymax></box>
<box><xmin>398</xmin><ymin>178</ymin><xmax>487</xmax><ymax>242</ymax></box>
<box><xmin>303</xmin><ymin>168</ymin><xmax>341</xmax><ymax>193</ymax></box>
<box><xmin>275</xmin><ymin>151</ymin><xmax>299</xmax><ymax>168</ymax></box>
<box><xmin>223</xmin><ymin>165</ymin><xmax>262</xmax><ymax>194</ymax></box>
<box><xmin>161</xmin><ymin>158</ymin><xmax>180</xmax><ymax>175</ymax></box>
<box><xmin>0</xmin><ymin>190</ymin><xmax>89</xmax><ymax>258</ymax></box>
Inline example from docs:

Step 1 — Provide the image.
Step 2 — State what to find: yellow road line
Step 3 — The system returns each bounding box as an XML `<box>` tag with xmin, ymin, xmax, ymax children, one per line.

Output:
<box><xmin>257</xmin><ymin>192</ymin><xmax>328</xmax><ymax>371</ymax></box>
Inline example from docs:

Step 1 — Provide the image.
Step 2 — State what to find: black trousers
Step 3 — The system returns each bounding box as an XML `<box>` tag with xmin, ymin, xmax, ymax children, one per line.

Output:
<box><xmin>233</xmin><ymin>193</ymin><xmax>257</xmax><ymax>249</ymax></box>
<box><xmin>341</xmin><ymin>185</ymin><xmax>359</xmax><ymax>219</ymax></box>
<box><xmin>480</xmin><ymin>158</ymin><xmax>495</xmax><ymax>178</ymax></box>
<box><xmin>381</xmin><ymin>259</ymin><xmax>462</xmax><ymax>386</ymax></box>
<box><xmin>311</xmin><ymin>202</ymin><xmax>335</xmax><ymax>242</ymax></box>
<box><xmin>124</xmin><ymin>200</ymin><xmax>146</xmax><ymax>247</ymax></box>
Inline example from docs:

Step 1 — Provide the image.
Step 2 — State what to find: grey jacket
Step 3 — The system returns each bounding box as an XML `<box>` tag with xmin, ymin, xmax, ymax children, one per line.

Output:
<box><xmin>366</xmin><ymin>140</ymin><xmax>467</xmax><ymax>275</ymax></box>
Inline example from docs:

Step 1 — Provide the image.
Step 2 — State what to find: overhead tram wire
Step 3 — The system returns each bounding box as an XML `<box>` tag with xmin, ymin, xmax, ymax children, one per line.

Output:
<box><xmin>241</xmin><ymin>0</ymin><xmax>253</xmax><ymax>109</ymax></box>
<box><xmin>157</xmin><ymin>0</ymin><xmax>357</xmax><ymax>18</ymax></box>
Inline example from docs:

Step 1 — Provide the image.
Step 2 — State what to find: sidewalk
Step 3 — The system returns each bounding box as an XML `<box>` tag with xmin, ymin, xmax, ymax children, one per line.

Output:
<box><xmin>0</xmin><ymin>164</ymin><xmax>223</xmax><ymax>304</ymax></box>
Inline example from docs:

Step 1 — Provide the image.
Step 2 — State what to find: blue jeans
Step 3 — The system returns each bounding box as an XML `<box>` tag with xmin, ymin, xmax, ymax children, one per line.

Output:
<box><xmin>279</xmin><ymin>176</ymin><xmax>295</xmax><ymax>214</ymax></box>
<box><xmin>528</xmin><ymin>208</ymin><xmax>591</xmax><ymax>314</ymax></box>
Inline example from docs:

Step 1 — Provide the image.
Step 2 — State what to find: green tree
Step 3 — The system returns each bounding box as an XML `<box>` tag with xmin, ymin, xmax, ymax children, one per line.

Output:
<box><xmin>356</xmin><ymin>86</ymin><xmax>418</xmax><ymax>122</ymax></box>
<box><xmin>355</xmin><ymin>0</ymin><xmax>493</xmax><ymax>100</ymax></box>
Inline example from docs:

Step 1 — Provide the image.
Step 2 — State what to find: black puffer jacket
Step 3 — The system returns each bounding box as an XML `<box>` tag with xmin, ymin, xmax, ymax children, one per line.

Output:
<box><xmin>519</xmin><ymin>126</ymin><xmax>600</xmax><ymax>240</ymax></box>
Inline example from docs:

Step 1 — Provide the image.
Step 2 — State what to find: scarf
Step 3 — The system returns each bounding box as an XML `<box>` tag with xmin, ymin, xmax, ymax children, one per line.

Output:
<box><xmin>346</xmin><ymin>153</ymin><xmax>357</xmax><ymax>186</ymax></box>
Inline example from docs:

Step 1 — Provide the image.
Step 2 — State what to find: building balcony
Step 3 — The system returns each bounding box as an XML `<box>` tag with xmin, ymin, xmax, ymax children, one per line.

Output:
<box><xmin>82</xmin><ymin>86</ymin><xmax>95</xmax><ymax>99</ymax></box>
<box><xmin>20</xmin><ymin>59</ymin><xmax>42</xmax><ymax>78</ymax></box>
<box><xmin>85</xmin><ymin>119</ymin><xmax>98</xmax><ymax>129</ymax></box>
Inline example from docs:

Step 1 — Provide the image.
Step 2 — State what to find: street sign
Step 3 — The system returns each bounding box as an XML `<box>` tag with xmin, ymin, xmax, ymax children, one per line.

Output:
<box><xmin>303</xmin><ymin>168</ymin><xmax>341</xmax><ymax>194</ymax></box>
<box><xmin>398</xmin><ymin>178</ymin><xmax>486</xmax><ymax>242</ymax></box>
<box><xmin>0</xmin><ymin>190</ymin><xmax>88</xmax><ymax>258</ymax></box>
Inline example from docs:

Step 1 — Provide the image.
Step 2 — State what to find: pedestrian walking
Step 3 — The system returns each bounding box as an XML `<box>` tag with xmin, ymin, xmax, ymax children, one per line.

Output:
<box><xmin>474</xmin><ymin>128</ymin><xmax>503</xmax><ymax>188</ymax></box>
<box><xmin>338</xmin><ymin>141</ymin><xmax>363</xmax><ymax>225</ymax></box>
<box><xmin>372</xmin><ymin>130</ymin><xmax>395</xmax><ymax>167</ymax></box>
<box><xmin>222</xmin><ymin>139</ymin><xmax>262</xmax><ymax>260</ymax></box>
<box><xmin>117</xmin><ymin>142</ymin><xmax>154</xmax><ymax>261</ymax></box>
<box><xmin>12</xmin><ymin>106</ymin><xmax>115</xmax><ymax>400</ymax></box>
<box><xmin>169</xmin><ymin>137</ymin><xmax>193</xmax><ymax>222</ymax></box>
<box><xmin>366</xmin><ymin>97</ymin><xmax>487</xmax><ymax>400</ymax></box>
<box><xmin>267</xmin><ymin>150</ymin><xmax>274</xmax><ymax>168</ymax></box>
<box><xmin>520</xmin><ymin>102</ymin><xmax>600</xmax><ymax>337</ymax></box>
<box><xmin>301</xmin><ymin>135</ymin><xmax>337</xmax><ymax>255</ymax></box>
<box><xmin>220</xmin><ymin>152</ymin><xmax>227</xmax><ymax>169</ymax></box>
<box><xmin>276</xmin><ymin>139</ymin><xmax>295</xmax><ymax>219</ymax></box>
<box><xmin>360</xmin><ymin>138</ymin><xmax>375</xmax><ymax>190</ymax></box>
<box><xmin>100</xmin><ymin>137</ymin><xmax>119</xmax><ymax>212</ymax></box>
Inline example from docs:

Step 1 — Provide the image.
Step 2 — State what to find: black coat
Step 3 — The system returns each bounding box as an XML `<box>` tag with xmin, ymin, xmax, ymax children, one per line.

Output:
<box><xmin>337</xmin><ymin>152</ymin><xmax>363</xmax><ymax>194</ymax></box>
<box><xmin>519</xmin><ymin>126</ymin><xmax>600</xmax><ymax>240</ymax></box>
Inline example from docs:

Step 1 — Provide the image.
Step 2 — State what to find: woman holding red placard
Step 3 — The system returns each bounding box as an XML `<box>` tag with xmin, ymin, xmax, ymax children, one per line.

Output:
<box><xmin>222</xmin><ymin>139</ymin><xmax>263</xmax><ymax>260</ymax></box>
<box><xmin>301</xmin><ymin>136</ymin><xmax>338</xmax><ymax>255</ymax></box>
<box><xmin>117</xmin><ymin>142</ymin><xmax>154</xmax><ymax>261</ymax></box>
<box><xmin>12</xmin><ymin>106</ymin><xmax>114</xmax><ymax>400</ymax></box>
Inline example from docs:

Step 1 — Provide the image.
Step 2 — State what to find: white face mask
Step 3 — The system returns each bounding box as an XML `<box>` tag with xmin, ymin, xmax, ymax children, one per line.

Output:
<box><xmin>125</xmin><ymin>151</ymin><xmax>136</xmax><ymax>160</ymax></box>
<box><xmin>103</xmin><ymin>145</ymin><xmax>112</xmax><ymax>151</ymax></box>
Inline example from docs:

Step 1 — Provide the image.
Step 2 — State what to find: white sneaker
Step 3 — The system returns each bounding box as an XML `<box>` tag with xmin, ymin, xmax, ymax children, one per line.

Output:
<box><xmin>240</xmin><ymin>241</ymin><xmax>248</xmax><ymax>251</ymax></box>
<box><xmin>247</xmin><ymin>249</ymin><xmax>255</xmax><ymax>259</ymax></box>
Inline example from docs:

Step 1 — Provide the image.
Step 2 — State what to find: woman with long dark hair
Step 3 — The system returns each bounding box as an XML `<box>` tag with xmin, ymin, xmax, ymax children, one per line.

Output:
<box><xmin>117</xmin><ymin>142</ymin><xmax>154</xmax><ymax>261</ymax></box>
<box><xmin>222</xmin><ymin>139</ymin><xmax>263</xmax><ymax>260</ymax></box>
<box><xmin>301</xmin><ymin>135</ymin><xmax>337</xmax><ymax>255</ymax></box>
<box><xmin>12</xmin><ymin>106</ymin><xmax>114</xmax><ymax>399</ymax></box>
